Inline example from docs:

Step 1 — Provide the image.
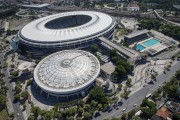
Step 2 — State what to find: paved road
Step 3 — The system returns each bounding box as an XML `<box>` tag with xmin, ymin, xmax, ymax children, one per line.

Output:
<box><xmin>95</xmin><ymin>61</ymin><xmax>180</xmax><ymax>120</ymax></box>
<box><xmin>151</xmin><ymin>48</ymin><xmax>180</xmax><ymax>60</ymax></box>
<box><xmin>0</xmin><ymin>53</ymin><xmax>24</xmax><ymax>120</ymax></box>
<box><xmin>154</xmin><ymin>10</ymin><xmax>180</xmax><ymax>27</ymax></box>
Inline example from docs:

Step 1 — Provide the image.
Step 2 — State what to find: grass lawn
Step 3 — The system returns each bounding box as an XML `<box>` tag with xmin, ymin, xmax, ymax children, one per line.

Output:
<box><xmin>0</xmin><ymin>109</ymin><xmax>8</xmax><ymax>120</ymax></box>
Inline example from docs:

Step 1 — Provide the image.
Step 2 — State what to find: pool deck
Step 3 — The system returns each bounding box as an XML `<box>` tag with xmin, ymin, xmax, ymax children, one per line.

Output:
<box><xmin>136</xmin><ymin>37</ymin><xmax>162</xmax><ymax>52</ymax></box>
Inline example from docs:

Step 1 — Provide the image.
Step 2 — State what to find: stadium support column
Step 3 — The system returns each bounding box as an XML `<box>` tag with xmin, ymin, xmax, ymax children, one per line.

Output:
<box><xmin>67</xmin><ymin>96</ymin><xmax>69</xmax><ymax>101</ymax></box>
<box><xmin>40</xmin><ymin>90</ymin><xmax>43</xmax><ymax>95</ymax></box>
<box><xmin>47</xmin><ymin>93</ymin><xmax>49</xmax><ymax>99</ymax></box>
<box><xmin>35</xmin><ymin>85</ymin><xmax>38</xmax><ymax>89</ymax></box>
<box><xmin>76</xmin><ymin>93</ymin><xmax>79</xmax><ymax>98</ymax></box>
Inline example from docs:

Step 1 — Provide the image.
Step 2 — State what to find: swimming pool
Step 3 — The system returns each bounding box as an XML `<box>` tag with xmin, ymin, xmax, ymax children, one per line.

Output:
<box><xmin>142</xmin><ymin>38</ymin><xmax>160</xmax><ymax>47</ymax></box>
<box><xmin>135</xmin><ymin>44</ymin><xmax>145</xmax><ymax>51</ymax></box>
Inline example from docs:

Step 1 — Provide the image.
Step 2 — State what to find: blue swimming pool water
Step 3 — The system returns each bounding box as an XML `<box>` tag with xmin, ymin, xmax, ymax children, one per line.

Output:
<box><xmin>142</xmin><ymin>39</ymin><xmax>160</xmax><ymax>47</ymax></box>
<box><xmin>135</xmin><ymin>44</ymin><xmax>145</xmax><ymax>51</ymax></box>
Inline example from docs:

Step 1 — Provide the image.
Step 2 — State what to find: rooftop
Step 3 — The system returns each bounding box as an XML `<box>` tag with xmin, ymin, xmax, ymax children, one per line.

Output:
<box><xmin>19</xmin><ymin>11</ymin><xmax>115</xmax><ymax>43</ymax></box>
<box><xmin>125</xmin><ymin>30</ymin><xmax>149</xmax><ymax>39</ymax></box>
<box><xmin>34</xmin><ymin>50</ymin><xmax>100</xmax><ymax>94</ymax></box>
<box><xmin>173</xmin><ymin>5</ymin><xmax>180</xmax><ymax>9</ymax></box>
<box><xmin>156</xmin><ymin>107</ymin><xmax>170</xmax><ymax>120</ymax></box>
<box><xmin>99</xmin><ymin>37</ymin><xmax>139</xmax><ymax>59</ymax></box>
<box><xmin>101</xmin><ymin>62</ymin><xmax>115</xmax><ymax>75</ymax></box>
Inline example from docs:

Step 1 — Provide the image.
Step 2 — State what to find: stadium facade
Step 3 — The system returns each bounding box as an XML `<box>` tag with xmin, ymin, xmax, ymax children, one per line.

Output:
<box><xmin>18</xmin><ymin>11</ymin><xmax>116</xmax><ymax>55</ymax></box>
<box><xmin>34</xmin><ymin>50</ymin><xmax>100</xmax><ymax>98</ymax></box>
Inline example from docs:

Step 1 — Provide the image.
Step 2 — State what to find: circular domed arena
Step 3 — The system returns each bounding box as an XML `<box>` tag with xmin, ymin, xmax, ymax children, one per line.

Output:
<box><xmin>17</xmin><ymin>11</ymin><xmax>116</xmax><ymax>55</ymax></box>
<box><xmin>33</xmin><ymin>50</ymin><xmax>100</xmax><ymax>99</ymax></box>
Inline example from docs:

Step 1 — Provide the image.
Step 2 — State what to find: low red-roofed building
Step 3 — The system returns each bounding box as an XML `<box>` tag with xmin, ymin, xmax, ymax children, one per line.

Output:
<box><xmin>155</xmin><ymin>107</ymin><xmax>170</xmax><ymax>120</ymax></box>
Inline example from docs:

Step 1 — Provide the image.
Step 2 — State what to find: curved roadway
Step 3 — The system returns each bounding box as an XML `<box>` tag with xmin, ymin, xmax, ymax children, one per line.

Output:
<box><xmin>154</xmin><ymin>10</ymin><xmax>180</xmax><ymax>27</ymax></box>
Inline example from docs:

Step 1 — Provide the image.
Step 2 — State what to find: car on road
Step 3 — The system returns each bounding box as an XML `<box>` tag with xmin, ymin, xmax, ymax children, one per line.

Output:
<box><xmin>122</xmin><ymin>108</ymin><xmax>126</xmax><ymax>112</ymax></box>
<box><xmin>146</xmin><ymin>93</ymin><xmax>152</xmax><ymax>98</ymax></box>
<box><xmin>118</xmin><ymin>101</ymin><xmax>123</xmax><ymax>106</ymax></box>
<box><xmin>108</xmin><ymin>107</ymin><xmax>113</xmax><ymax>112</ymax></box>
<box><xmin>148</xmin><ymin>80</ymin><xmax>154</xmax><ymax>84</ymax></box>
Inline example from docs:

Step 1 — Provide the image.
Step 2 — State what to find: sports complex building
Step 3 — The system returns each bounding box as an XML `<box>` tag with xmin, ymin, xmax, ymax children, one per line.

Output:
<box><xmin>34</xmin><ymin>50</ymin><xmax>100</xmax><ymax>99</ymax></box>
<box><xmin>17</xmin><ymin>11</ymin><xmax>116</xmax><ymax>55</ymax></box>
<box><xmin>124</xmin><ymin>30</ymin><xmax>179</xmax><ymax>56</ymax></box>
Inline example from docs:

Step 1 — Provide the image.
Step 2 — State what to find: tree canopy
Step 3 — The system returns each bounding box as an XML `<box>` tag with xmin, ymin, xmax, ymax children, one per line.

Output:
<box><xmin>175</xmin><ymin>70</ymin><xmax>180</xmax><ymax>80</ymax></box>
<box><xmin>90</xmin><ymin>44</ymin><xmax>99</xmax><ymax>53</ymax></box>
<box><xmin>88</xmin><ymin>86</ymin><xmax>108</xmax><ymax>105</ymax></box>
<box><xmin>0</xmin><ymin>95</ymin><xmax>7</xmax><ymax>110</ymax></box>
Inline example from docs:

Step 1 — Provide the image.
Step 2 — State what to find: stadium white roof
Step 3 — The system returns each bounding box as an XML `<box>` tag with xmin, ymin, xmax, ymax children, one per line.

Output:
<box><xmin>19</xmin><ymin>11</ymin><xmax>115</xmax><ymax>43</ymax></box>
<box><xmin>34</xmin><ymin>50</ymin><xmax>100</xmax><ymax>94</ymax></box>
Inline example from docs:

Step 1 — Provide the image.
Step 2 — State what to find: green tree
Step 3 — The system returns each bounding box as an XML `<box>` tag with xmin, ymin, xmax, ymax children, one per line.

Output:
<box><xmin>133</xmin><ymin>116</ymin><xmax>141</xmax><ymax>120</ymax></box>
<box><xmin>118</xmin><ymin>84</ymin><xmax>123</xmax><ymax>90</ymax></box>
<box><xmin>126</xmin><ymin>78</ymin><xmax>132</xmax><ymax>87</ymax></box>
<box><xmin>114</xmin><ymin>65</ymin><xmax>127</xmax><ymax>77</ymax></box>
<box><xmin>78</xmin><ymin>100</ymin><xmax>85</xmax><ymax>107</ymax></box>
<box><xmin>163</xmin><ymin>80</ymin><xmax>179</xmax><ymax>98</ymax></box>
<box><xmin>78</xmin><ymin>107</ymin><xmax>83</xmax><ymax>114</ymax></box>
<box><xmin>111</xmin><ymin>118</ymin><xmax>119</xmax><ymax>120</ymax></box>
<box><xmin>152</xmin><ymin>91</ymin><xmax>161</xmax><ymax>100</ymax></box>
<box><xmin>84</xmin><ymin>104</ymin><xmax>91</xmax><ymax>112</ymax></box>
<box><xmin>15</xmin><ymin>85</ymin><xmax>21</xmax><ymax>94</ymax></box>
<box><xmin>141</xmin><ymin>99</ymin><xmax>156</xmax><ymax>108</ymax></box>
<box><xmin>77</xmin><ymin>117</ymin><xmax>82</xmax><ymax>120</ymax></box>
<box><xmin>10</xmin><ymin>71</ymin><xmax>19</xmax><ymax>78</ymax></box>
<box><xmin>175</xmin><ymin>70</ymin><xmax>180</xmax><ymax>80</ymax></box>
<box><xmin>9</xmin><ymin>112</ymin><xmax>16</xmax><ymax>119</ymax></box>
<box><xmin>97</xmin><ymin>103</ymin><xmax>103</xmax><ymax>111</ymax></box>
<box><xmin>109</xmin><ymin>49</ymin><xmax>117</xmax><ymax>58</ymax></box>
<box><xmin>121</xmin><ymin>113</ymin><xmax>127</xmax><ymax>120</ymax></box>
<box><xmin>128</xmin><ymin>109</ymin><xmax>136</xmax><ymax>119</ymax></box>
<box><xmin>84</xmin><ymin>112</ymin><xmax>91</xmax><ymax>119</ymax></box>
<box><xmin>88</xmin><ymin>87</ymin><xmax>108</xmax><ymax>105</ymax></box>
<box><xmin>90</xmin><ymin>100</ymin><xmax>98</xmax><ymax>109</ymax></box>
<box><xmin>68</xmin><ymin>107</ymin><xmax>77</xmax><ymax>116</ymax></box>
<box><xmin>31</xmin><ymin>106</ymin><xmax>41</xmax><ymax>117</ymax></box>
<box><xmin>21</xmin><ymin>91</ymin><xmax>29</xmax><ymax>100</ymax></box>
<box><xmin>43</xmin><ymin>111</ymin><xmax>52</xmax><ymax>120</ymax></box>
<box><xmin>53</xmin><ymin>112</ymin><xmax>61</xmax><ymax>119</ymax></box>
<box><xmin>90</xmin><ymin>44</ymin><xmax>99</xmax><ymax>53</ymax></box>
<box><xmin>141</xmin><ymin>107</ymin><xmax>155</xmax><ymax>118</ymax></box>
<box><xmin>23</xmin><ymin>104</ymin><xmax>26</xmax><ymax>110</ymax></box>
<box><xmin>0</xmin><ymin>95</ymin><xmax>7</xmax><ymax>110</ymax></box>
<box><xmin>26</xmin><ymin>79</ymin><xmax>33</xmax><ymax>86</ymax></box>
<box><xmin>28</xmin><ymin>115</ymin><xmax>35</xmax><ymax>120</ymax></box>
<box><xmin>14</xmin><ymin>94</ymin><xmax>21</xmax><ymax>101</ymax></box>
<box><xmin>172</xmin><ymin>113</ymin><xmax>180</xmax><ymax>120</ymax></box>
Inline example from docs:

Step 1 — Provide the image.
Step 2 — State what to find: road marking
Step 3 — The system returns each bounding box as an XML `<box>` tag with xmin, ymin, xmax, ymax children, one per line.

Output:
<box><xmin>101</xmin><ymin>95</ymin><xmax>145</xmax><ymax>119</ymax></box>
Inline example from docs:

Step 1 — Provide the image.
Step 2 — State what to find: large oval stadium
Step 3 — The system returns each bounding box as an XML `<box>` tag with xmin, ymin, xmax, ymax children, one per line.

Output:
<box><xmin>18</xmin><ymin>11</ymin><xmax>116</xmax><ymax>54</ymax></box>
<box><xmin>34</xmin><ymin>50</ymin><xmax>100</xmax><ymax>98</ymax></box>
